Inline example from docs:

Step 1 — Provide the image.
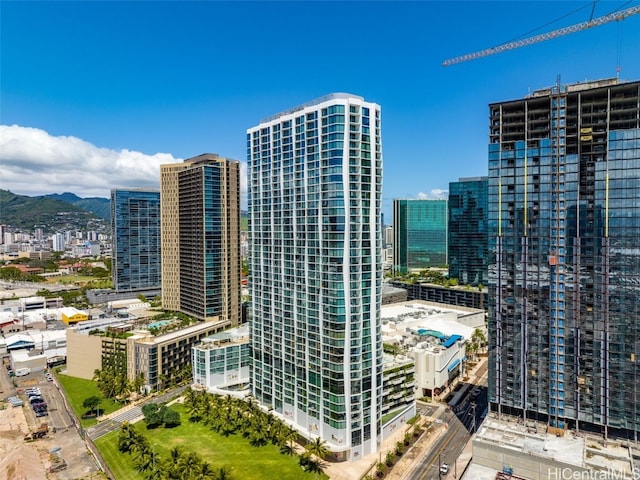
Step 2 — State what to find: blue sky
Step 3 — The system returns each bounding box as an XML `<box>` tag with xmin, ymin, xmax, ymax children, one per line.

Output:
<box><xmin>2</xmin><ymin>1</ymin><xmax>640</xmax><ymax>219</ymax></box>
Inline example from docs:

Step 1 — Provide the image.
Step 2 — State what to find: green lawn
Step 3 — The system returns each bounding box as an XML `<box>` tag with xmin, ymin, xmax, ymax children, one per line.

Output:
<box><xmin>55</xmin><ymin>372</ymin><xmax>124</xmax><ymax>427</ymax></box>
<box><xmin>95</xmin><ymin>403</ymin><xmax>327</xmax><ymax>480</ymax></box>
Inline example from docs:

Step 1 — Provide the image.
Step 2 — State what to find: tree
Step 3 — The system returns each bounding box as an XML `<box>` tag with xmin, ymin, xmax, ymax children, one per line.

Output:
<box><xmin>118</xmin><ymin>422</ymin><xmax>136</xmax><ymax>453</ymax></box>
<box><xmin>163</xmin><ymin>407</ymin><xmax>181</xmax><ymax>428</ymax></box>
<box><xmin>305</xmin><ymin>437</ymin><xmax>329</xmax><ymax>461</ymax></box>
<box><xmin>176</xmin><ymin>451</ymin><xmax>203</xmax><ymax>479</ymax></box>
<box><xmin>142</xmin><ymin>403</ymin><xmax>163</xmax><ymax>428</ymax></box>
<box><xmin>217</xmin><ymin>466</ymin><xmax>233</xmax><ymax>480</ymax></box>
<box><xmin>472</xmin><ymin>328</ymin><xmax>487</xmax><ymax>354</ymax></box>
<box><xmin>82</xmin><ymin>395</ymin><xmax>102</xmax><ymax>416</ymax></box>
<box><xmin>385</xmin><ymin>450</ymin><xmax>395</xmax><ymax>467</ymax></box>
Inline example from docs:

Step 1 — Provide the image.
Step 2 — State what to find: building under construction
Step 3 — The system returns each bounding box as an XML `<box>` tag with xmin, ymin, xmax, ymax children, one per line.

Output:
<box><xmin>487</xmin><ymin>78</ymin><xmax>640</xmax><ymax>440</ymax></box>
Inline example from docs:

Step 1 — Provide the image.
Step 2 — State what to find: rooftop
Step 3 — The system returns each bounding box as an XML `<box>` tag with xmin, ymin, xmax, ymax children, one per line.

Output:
<box><xmin>258</xmin><ymin>92</ymin><xmax>365</xmax><ymax>124</ymax></box>
<box><xmin>474</xmin><ymin>414</ymin><xmax>636</xmax><ymax>476</ymax></box>
<box><xmin>196</xmin><ymin>324</ymin><xmax>250</xmax><ymax>349</ymax></box>
<box><xmin>381</xmin><ymin>300</ymin><xmax>480</xmax><ymax>352</ymax></box>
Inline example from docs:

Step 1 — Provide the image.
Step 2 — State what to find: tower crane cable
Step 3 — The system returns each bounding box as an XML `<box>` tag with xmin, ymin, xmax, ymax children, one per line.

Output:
<box><xmin>442</xmin><ymin>4</ymin><xmax>640</xmax><ymax>66</ymax></box>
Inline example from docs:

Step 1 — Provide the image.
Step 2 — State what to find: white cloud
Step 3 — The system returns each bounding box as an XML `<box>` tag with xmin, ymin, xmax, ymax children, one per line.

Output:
<box><xmin>0</xmin><ymin>125</ymin><xmax>248</xmax><ymax>204</ymax></box>
<box><xmin>415</xmin><ymin>189</ymin><xmax>448</xmax><ymax>200</ymax></box>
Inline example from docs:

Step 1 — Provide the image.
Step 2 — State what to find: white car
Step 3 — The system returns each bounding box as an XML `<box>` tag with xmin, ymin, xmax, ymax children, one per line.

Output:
<box><xmin>440</xmin><ymin>463</ymin><xmax>450</xmax><ymax>475</ymax></box>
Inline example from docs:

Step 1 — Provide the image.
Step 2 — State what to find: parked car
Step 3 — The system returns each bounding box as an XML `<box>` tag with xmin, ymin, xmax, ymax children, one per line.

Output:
<box><xmin>29</xmin><ymin>396</ymin><xmax>45</xmax><ymax>404</ymax></box>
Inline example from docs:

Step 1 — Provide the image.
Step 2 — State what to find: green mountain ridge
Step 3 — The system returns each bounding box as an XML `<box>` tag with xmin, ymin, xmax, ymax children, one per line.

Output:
<box><xmin>0</xmin><ymin>189</ymin><xmax>105</xmax><ymax>233</ymax></box>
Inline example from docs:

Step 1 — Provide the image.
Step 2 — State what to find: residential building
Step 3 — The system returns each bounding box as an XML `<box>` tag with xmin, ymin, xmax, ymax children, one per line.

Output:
<box><xmin>192</xmin><ymin>324</ymin><xmax>251</xmax><ymax>395</ymax></box>
<box><xmin>160</xmin><ymin>154</ymin><xmax>241</xmax><ymax>324</ymax></box>
<box><xmin>488</xmin><ymin>78</ymin><xmax>640</xmax><ymax>439</ymax></box>
<box><xmin>393</xmin><ymin>199</ymin><xmax>448</xmax><ymax>273</ymax></box>
<box><xmin>248</xmin><ymin>93</ymin><xmax>383</xmax><ymax>460</ymax></box>
<box><xmin>110</xmin><ymin>188</ymin><xmax>161</xmax><ymax>294</ymax></box>
<box><xmin>67</xmin><ymin>319</ymin><xmax>229</xmax><ymax>390</ymax></box>
<box><xmin>448</xmin><ymin>177</ymin><xmax>488</xmax><ymax>286</ymax></box>
<box><xmin>384</xmin><ymin>225</ymin><xmax>393</xmax><ymax>248</ymax></box>
<box><xmin>191</xmin><ymin>323</ymin><xmax>416</xmax><ymax>436</ymax></box>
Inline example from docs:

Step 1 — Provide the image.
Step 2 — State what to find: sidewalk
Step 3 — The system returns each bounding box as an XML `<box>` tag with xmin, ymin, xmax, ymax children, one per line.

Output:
<box><xmin>444</xmin><ymin>435</ymin><xmax>474</xmax><ymax>480</ymax></box>
<box><xmin>385</xmin><ymin>418</ymin><xmax>447</xmax><ymax>480</ymax></box>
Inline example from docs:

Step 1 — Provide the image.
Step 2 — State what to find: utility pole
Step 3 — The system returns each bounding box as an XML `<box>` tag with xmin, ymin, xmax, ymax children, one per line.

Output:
<box><xmin>471</xmin><ymin>401</ymin><xmax>477</xmax><ymax>434</ymax></box>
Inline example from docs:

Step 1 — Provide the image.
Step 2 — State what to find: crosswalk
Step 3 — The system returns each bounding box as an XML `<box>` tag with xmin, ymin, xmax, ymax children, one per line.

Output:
<box><xmin>85</xmin><ymin>386</ymin><xmax>187</xmax><ymax>440</ymax></box>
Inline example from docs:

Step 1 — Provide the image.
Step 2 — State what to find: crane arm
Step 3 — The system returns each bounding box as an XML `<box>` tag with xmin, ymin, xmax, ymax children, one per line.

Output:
<box><xmin>442</xmin><ymin>5</ymin><xmax>640</xmax><ymax>66</ymax></box>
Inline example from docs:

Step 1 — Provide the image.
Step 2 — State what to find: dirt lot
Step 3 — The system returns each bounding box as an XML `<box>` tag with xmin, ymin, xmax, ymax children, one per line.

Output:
<box><xmin>1</xmin><ymin>371</ymin><xmax>104</xmax><ymax>480</ymax></box>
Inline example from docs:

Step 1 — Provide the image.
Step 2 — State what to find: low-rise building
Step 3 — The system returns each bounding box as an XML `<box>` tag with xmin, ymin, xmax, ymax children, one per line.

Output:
<box><xmin>381</xmin><ymin>353</ymin><xmax>416</xmax><ymax>425</ymax></box>
<box><xmin>390</xmin><ymin>280</ymin><xmax>487</xmax><ymax>311</ymax></box>
<box><xmin>381</xmin><ymin>300</ymin><xmax>485</xmax><ymax>398</ymax></box>
<box><xmin>59</xmin><ymin>307</ymin><xmax>89</xmax><ymax>325</ymax></box>
<box><xmin>66</xmin><ymin>317</ymin><xmax>231</xmax><ymax>391</ymax></box>
<box><xmin>192</xmin><ymin>324</ymin><xmax>251</xmax><ymax>395</ymax></box>
<box><xmin>467</xmin><ymin>414</ymin><xmax>638</xmax><ymax>480</ymax></box>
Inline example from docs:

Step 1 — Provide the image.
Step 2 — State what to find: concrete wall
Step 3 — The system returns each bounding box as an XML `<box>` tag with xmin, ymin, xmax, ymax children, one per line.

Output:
<box><xmin>472</xmin><ymin>438</ymin><xmax>592</xmax><ymax>480</ymax></box>
<box><xmin>66</xmin><ymin>329</ymin><xmax>102</xmax><ymax>379</ymax></box>
<box><xmin>382</xmin><ymin>404</ymin><xmax>416</xmax><ymax>442</ymax></box>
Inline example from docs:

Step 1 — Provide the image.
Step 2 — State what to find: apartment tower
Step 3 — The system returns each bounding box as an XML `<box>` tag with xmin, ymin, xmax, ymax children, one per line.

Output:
<box><xmin>248</xmin><ymin>93</ymin><xmax>384</xmax><ymax>460</ymax></box>
<box><xmin>448</xmin><ymin>177</ymin><xmax>488</xmax><ymax>286</ymax></box>
<box><xmin>160</xmin><ymin>154</ymin><xmax>241</xmax><ymax>325</ymax></box>
<box><xmin>110</xmin><ymin>188</ymin><xmax>161</xmax><ymax>293</ymax></box>
<box><xmin>393</xmin><ymin>199</ymin><xmax>448</xmax><ymax>274</ymax></box>
<box><xmin>488</xmin><ymin>78</ymin><xmax>640</xmax><ymax>440</ymax></box>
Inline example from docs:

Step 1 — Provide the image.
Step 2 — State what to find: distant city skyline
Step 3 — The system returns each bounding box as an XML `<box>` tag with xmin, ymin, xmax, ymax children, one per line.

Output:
<box><xmin>1</xmin><ymin>1</ymin><xmax>640</xmax><ymax>220</ymax></box>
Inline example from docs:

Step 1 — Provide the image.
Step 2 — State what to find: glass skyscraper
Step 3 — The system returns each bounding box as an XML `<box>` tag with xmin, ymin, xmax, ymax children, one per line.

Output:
<box><xmin>110</xmin><ymin>188</ymin><xmax>161</xmax><ymax>293</ymax></box>
<box><xmin>248</xmin><ymin>93</ymin><xmax>383</xmax><ymax>460</ymax></box>
<box><xmin>160</xmin><ymin>154</ymin><xmax>241</xmax><ymax>325</ymax></box>
<box><xmin>488</xmin><ymin>78</ymin><xmax>640</xmax><ymax>440</ymax></box>
<box><xmin>393</xmin><ymin>199</ymin><xmax>448</xmax><ymax>273</ymax></box>
<box><xmin>448</xmin><ymin>177</ymin><xmax>488</xmax><ymax>286</ymax></box>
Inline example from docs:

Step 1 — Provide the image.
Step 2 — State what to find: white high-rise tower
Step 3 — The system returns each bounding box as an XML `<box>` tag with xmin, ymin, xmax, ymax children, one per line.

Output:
<box><xmin>248</xmin><ymin>93</ymin><xmax>383</xmax><ymax>460</ymax></box>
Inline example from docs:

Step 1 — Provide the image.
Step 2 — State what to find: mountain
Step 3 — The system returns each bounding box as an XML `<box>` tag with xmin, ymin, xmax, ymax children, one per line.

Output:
<box><xmin>41</xmin><ymin>192</ymin><xmax>110</xmax><ymax>220</ymax></box>
<box><xmin>0</xmin><ymin>189</ymin><xmax>104</xmax><ymax>233</ymax></box>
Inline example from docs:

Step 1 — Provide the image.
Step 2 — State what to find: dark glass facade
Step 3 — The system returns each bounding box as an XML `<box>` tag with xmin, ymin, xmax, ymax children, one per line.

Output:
<box><xmin>448</xmin><ymin>177</ymin><xmax>488</xmax><ymax>286</ymax></box>
<box><xmin>488</xmin><ymin>79</ymin><xmax>640</xmax><ymax>440</ymax></box>
<box><xmin>393</xmin><ymin>199</ymin><xmax>448</xmax><ymax>273</ymax></box>
<box><xmin>110</xmin><ymin>189</ymin><xmax>161</xmax><ymax>292</ymax></box>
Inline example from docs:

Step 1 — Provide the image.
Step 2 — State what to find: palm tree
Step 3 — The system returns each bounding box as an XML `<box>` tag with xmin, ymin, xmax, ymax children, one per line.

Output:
<box><xmin>163</xmin><ymin>446</ymin><xmax>183</xmax><ymax>478</ymax></box>
<box><xmin>117</xmin><ymin>422</ymin><xmax>136</xmax><ymax>453</ymax></box>
<box><xmin>305</xmin><ymin>437</ymin><xmax>329</xmax><ymax>461</ymax></box>
<box><xmin>133</xmin><ymin>447</ymin><xmax>154</xmax><ymax>474</ymax></box>
<box><xmin>279</xmin><ymin>425</ymin><xmax>298</xmax><ymax>451</ymax></box>
<box><xmin>177</xmin><ymin>451</ymin><xmax>202</xmax><ymax>479</ymax></box>
<box><xmin>217</xmin><ymin>466</ymin><xmax>233</xmax><ymax>480</ymax></box>
<box><xmin>196</xmin><ymin>461</ymin><xmax>218</xmax><ymax>480</ymax></box>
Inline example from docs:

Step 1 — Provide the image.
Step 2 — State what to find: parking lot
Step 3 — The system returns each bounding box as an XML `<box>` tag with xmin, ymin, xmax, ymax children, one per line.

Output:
<box><xmin>1</xmin><ymin>366</ymin><xmax>102</xmax><ymax>479</ymax></box>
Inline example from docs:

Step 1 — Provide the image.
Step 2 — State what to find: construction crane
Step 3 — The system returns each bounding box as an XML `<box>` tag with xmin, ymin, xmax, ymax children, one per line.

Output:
<box><xmin>442</xmin><ymin>5</ymin><xmax>640</xmax><ymax>66</ymax></box>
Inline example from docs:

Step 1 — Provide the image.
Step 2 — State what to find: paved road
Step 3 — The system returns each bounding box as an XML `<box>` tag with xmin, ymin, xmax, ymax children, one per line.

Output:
<box><xmin>404</xmin><ymin>409</ymin><xmax>471</xmax><ymax>480</ymax></box>
<box><xmin>86</xmin><ymin>385</ymin><xmax>188</xmax><ymax>440</ymax></box>
<box><xmin>403</xmin><ymin>358</ymin><xmax>489</xmax><ymax>480</ymax></box>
